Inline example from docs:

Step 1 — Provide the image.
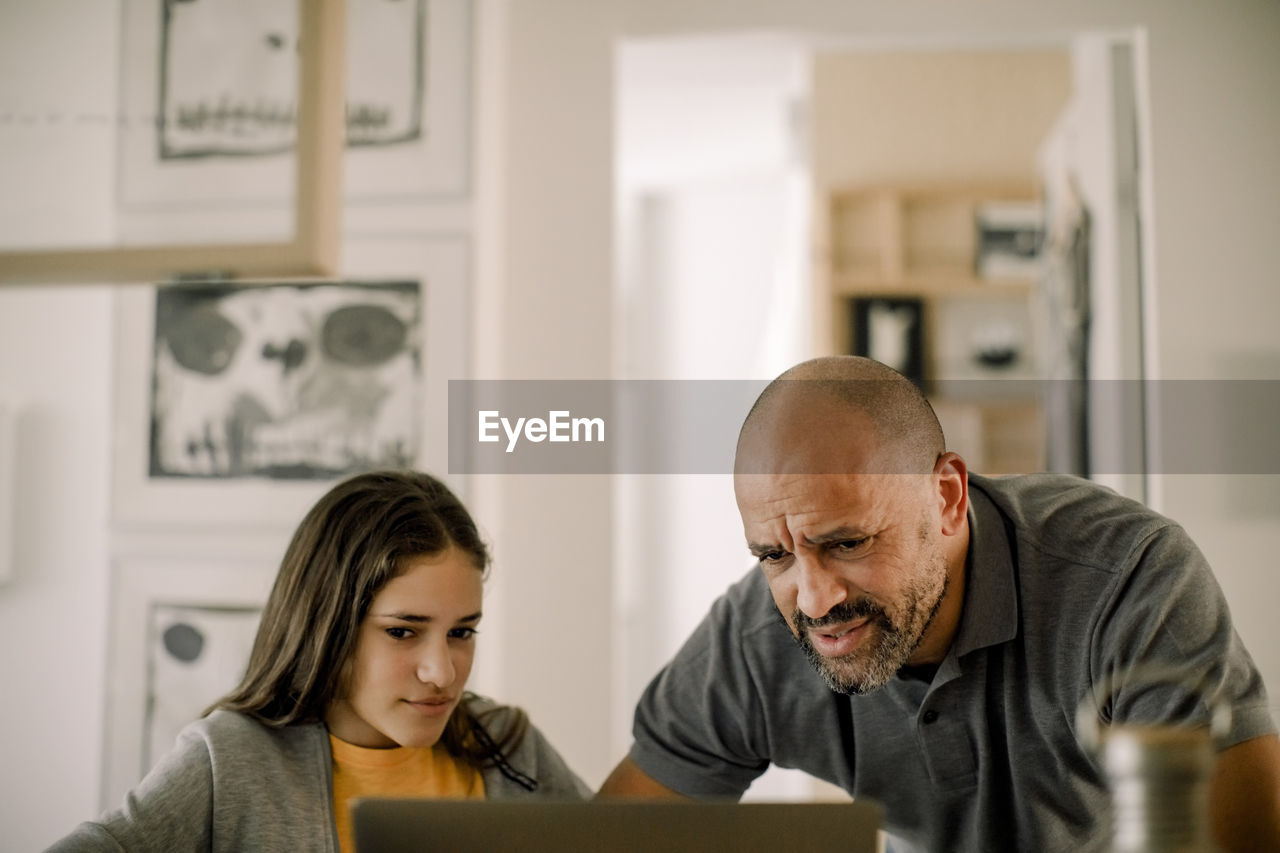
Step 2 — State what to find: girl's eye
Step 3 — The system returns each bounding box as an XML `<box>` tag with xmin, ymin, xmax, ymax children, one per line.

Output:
<box><xmin>448</xmin><ymin>627</ymin><xmax>478</xmax><ymax>641</ymax></box>
<box><xmin>385</xmin><ymin>626</ymin><xmax>414</xmax><ymax>640</ymax></box>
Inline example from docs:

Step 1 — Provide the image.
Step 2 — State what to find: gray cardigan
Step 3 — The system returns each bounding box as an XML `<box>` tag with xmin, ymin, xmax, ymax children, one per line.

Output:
<box><xmin>48</xmin><ymin>696</ymin><xmax>590</xmax><ymax>852</ymax></box>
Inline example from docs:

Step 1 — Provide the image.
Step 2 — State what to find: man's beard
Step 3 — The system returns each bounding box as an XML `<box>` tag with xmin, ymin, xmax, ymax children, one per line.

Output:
<box><xmin>791</xmin><ymin>566</ymin><xmax>949</xmax><ymax>695</ymax></box>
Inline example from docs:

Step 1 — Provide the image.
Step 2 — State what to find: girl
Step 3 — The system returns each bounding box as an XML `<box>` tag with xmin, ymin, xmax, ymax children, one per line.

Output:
<box><xmin>51</xmin><ymin>470</ymin><xmax>589</xmax><ymax>852</ymax></box>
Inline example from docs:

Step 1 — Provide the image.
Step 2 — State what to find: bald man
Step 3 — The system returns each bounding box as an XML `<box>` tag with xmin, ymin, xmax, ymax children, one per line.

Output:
<box><xmin>600</xmin><ymin>356</ymin><xmax>1280</xmax><ymax>853</ymax></box>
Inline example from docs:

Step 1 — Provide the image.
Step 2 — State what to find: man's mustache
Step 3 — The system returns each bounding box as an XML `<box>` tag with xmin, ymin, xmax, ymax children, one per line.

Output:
<box><xmin>792</xmin><ymin>597</ymin><xmax>889</xmax><ymax>632</ymax></box>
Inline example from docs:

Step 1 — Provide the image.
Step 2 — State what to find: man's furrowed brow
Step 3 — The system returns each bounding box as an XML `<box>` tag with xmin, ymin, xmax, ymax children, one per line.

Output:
<box><xmin>803</xmin><ymin>526</ymin><xmax>867</xmax><ymax>546</ymax></box>
<box><xmin>748</xmin><ymin>541</ymin><xmax>782</xmax><ymax>557</ymax></box>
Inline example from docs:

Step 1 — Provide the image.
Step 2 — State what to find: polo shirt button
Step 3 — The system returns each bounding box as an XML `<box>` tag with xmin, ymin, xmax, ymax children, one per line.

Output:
<box><xmin>922</xmin><ymin>710</ymin><xmax>939</xmax><ymax>724</ymax></box>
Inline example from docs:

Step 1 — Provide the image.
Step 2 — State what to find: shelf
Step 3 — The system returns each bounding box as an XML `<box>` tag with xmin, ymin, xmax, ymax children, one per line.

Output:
<box><xmin>826</xmin><ymin>182</ymin><xmax>1042</xmax><ymax>282</ymax></box>
<box><xmin>828</xmin><ymin>180</ymin><xmax>1039</xmax><ymax>203</ymax></box>
<box><xmin>829</xmin><ymin>272</ymin><xmax>1036</xmax><ymax>299</ymax></box>
<box><xmin>818</xmin><ymin>182</ymin><xmax>1049</xmax><ymax>473</ymax></box>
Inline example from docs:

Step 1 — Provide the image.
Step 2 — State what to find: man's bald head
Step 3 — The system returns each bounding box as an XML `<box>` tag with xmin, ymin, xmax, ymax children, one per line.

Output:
<box><xmin>735</xmin><ymin>356</ymin><xmax>945</xmax><ymax>475</ymax></box>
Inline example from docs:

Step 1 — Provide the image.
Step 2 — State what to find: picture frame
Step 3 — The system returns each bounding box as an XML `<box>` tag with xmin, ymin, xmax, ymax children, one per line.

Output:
<box><xmin>111</xmin><ymin>235</ymin><xmax>471</xmax><ymax>529</ymax></box>
<box><xmin>975</xmin><ymin>201</ymin><xmax>1045</xmax><ymax>279</ymax></box>
<box><xmin>933</xmin><ymin>292</ymin><xmax>1038</xmax><ymax>384</ymax></box>
<box><xmin>850</xmin><ymin>296</ymin><xmax>926</xmax><ymax>390</ymax></box>
<box><xmin>101</xmin><ymin>555</ymin><xmax>276</xmax><ymax>810</ymax></box>
<box><xmin>0</xmin><ymin>0</ymin><xmax>345</xmax><ymax>284</ymax></box>
<box><xmin>116</xmin><ymin>0</ymin><xmax>472</xmax><ymax>213</ymax></box>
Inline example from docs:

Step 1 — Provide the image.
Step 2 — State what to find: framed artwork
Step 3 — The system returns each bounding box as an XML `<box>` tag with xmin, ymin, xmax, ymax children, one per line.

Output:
<box><xmin>101</xmin><ymin>555</ymin><xmax>275</xmax><ymax>810</ymax></box>
<box><xmin>117</xmin><ymin>0</ymin><xmax>472</xmax><ymax>209</ymax></box>
<box><xmin>975</xmin><ymin>201</ymin><xmax>1045</xmax><ymax>279</ymax></box>
<box><xmin>850</xmin><ymin>296</ymin><xmax>926</xmax><ymax>390</ymax></box>
<box><xmin>933</xmin><ymin>293</ymin><xmax>1038</xmax><ymax>383</ymax></box>
<box><xmin>111</xmin><ymin>235</ymin><xmax>470</xmax><ymax>529</ymax></box>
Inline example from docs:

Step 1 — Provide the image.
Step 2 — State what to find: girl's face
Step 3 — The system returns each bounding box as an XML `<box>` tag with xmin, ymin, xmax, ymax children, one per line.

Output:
<box><xmin>325</xmin><ymin>547</ymin><xmax>483</xmax><ymax>748</ymax></box>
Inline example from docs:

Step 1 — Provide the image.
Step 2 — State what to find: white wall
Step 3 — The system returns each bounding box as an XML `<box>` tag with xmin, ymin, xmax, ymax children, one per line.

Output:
<box><xmin>0</xmin><ymin>2</ymin><xmax>118</xmax><ymax>849</ymax></box>
<box><xmin>0</xmin><ymin>289</ymin><xmax>113</xmax><ymax>851</ymax></box>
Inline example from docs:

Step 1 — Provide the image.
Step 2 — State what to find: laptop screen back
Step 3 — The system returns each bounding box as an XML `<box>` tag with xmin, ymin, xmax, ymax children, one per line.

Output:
<box><xmin>352</xmin><ymin>799</ymin><xmax>882</xmax><ymax>853</ymax></box>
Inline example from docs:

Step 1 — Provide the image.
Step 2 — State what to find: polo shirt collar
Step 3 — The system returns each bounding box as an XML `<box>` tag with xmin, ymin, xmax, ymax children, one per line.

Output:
<box><xmin>950</xmin><ymin>480</ymin><xmax>1019</xmax><ymax>658</ymax></box>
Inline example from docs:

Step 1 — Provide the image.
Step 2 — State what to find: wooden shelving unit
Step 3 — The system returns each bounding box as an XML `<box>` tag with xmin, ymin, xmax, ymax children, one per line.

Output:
<box><xmin>818</xmin><ymin>181</ymin><xmax>1047</xmax><ymax>474</ymax></box>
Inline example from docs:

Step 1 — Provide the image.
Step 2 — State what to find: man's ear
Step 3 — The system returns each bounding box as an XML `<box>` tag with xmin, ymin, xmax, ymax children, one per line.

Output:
<box><xmin>934</xmin><ymin>452</ymin><xmax>968</xmax><ymax>536</ymax></box>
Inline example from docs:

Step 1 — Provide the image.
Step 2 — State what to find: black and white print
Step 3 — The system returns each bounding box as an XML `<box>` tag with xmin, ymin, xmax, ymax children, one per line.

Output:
<box><xmin>150</xmin><ymin>280</ymin><xmax>422</xmax><ymax>479</ymax></box>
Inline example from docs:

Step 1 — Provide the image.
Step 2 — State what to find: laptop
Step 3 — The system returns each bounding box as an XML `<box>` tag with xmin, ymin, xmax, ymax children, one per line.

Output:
<box><xmin>352</xmin><ymin>798</ymin><xmax>882</xmax><ymax>853</ymax></box>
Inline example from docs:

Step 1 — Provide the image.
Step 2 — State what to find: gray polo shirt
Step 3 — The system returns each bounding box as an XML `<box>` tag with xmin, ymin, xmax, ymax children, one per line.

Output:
<box><xmin>629</xmin><ymin>473</ymin><xmax>1274</xmax><ymax>853</ymax></box>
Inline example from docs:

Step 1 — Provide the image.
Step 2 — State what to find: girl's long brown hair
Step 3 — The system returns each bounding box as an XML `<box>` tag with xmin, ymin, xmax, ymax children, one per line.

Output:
<box><xmin>211</xmin><ymin>470</ymin><xmax>527</xmax><ymax>769</ymax></box>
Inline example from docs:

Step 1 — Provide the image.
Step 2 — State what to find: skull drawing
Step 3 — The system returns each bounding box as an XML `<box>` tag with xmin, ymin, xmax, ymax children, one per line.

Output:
<box><xmin>150</xmin><ymin>281</ymin><xmax>421</xmax><ymax>478</ymax></box>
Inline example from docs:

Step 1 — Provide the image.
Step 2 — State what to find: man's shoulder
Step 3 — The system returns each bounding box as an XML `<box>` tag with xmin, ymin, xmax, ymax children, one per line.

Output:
<box><xmin>645</xmin><ymin>565</ymin><xmax>811</xmax><ymax>687</ymax></box>
<box><xmin>698</xmin><ymin>568</ymin><xmax>827</xmax><ymax>693</ymax></box>
<box><xmin>969</xmin><ymin>471</ymin><xmax>1157</xmax><ymax>522</ymax></box>
<box><xmin>970</xmin><ymin>472</ymin><xmax>1177</xmax><ymax>574</ymax></box>
<box><xmin>715</xmin><ymin>565</ymin><xmax>791</xmax><ymax>636</ymax></box>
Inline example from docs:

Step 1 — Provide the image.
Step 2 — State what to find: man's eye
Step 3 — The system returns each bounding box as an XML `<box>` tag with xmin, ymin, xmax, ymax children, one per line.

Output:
<box><xmin>758</xmin><ymin>551</ymin><xmax>788</xmax><ymax>564</ymax></box>
<box><xmin>448</xmin><ymin>627</ymin><xmax>478</xmax><ymax>641</ymax></box>
<box><xmin>832</xmin><ymin>539</ymin><xmax>869</xmax><ymax>553</ymax></box>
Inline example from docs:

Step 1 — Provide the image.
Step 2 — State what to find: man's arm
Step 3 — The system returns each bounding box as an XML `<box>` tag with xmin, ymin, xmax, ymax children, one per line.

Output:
<box><xmin>1085</xmin><ymin>521</ymin><xmax>1279</xmax><ymax>850</ymax></box>
<box><xmin>1211</xmin><ymin>733</ymin><xmax>1280</xmax><ymax>852</ymax></box>
<box><xmin>596</xmin><ymin>756</ymin><xmax>691</xmax><ymax>800</ymax></box>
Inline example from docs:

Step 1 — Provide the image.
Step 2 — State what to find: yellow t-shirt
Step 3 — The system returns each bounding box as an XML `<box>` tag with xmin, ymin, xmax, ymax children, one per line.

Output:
<box><xmin>329</xmin><ymin>734</ymin><xmax>485</xmax><ymax>853</ymax></box>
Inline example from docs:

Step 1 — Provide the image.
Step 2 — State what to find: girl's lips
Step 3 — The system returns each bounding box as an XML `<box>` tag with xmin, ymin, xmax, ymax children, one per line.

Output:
<box><xmin>404</xmin><ymin>697</ymin><xmax>455</xmax><ymax>717</ymax></box>
<box><xmin>807</xmin><ymin>618</ymin><xmax>872</xmax><ymax>657</ymax></box>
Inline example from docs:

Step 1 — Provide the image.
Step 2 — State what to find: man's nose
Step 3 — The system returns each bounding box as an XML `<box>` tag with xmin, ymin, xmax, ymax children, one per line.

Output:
<box><xmin>794</xmin><ymin>553</ymin><xmax>849</xmax><ymax>620</ymax></box>
<box><xmin>416</xmin><ymin>637</ymin><xmax>457</xmax><ymax>688</ymax></box>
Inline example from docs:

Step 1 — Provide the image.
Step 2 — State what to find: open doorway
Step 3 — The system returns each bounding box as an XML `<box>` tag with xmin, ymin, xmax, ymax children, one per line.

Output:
<box><xmin>613</xmin><ymin>29</ymin><xmax>1152</xmax><ymax>800</ymax></box>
